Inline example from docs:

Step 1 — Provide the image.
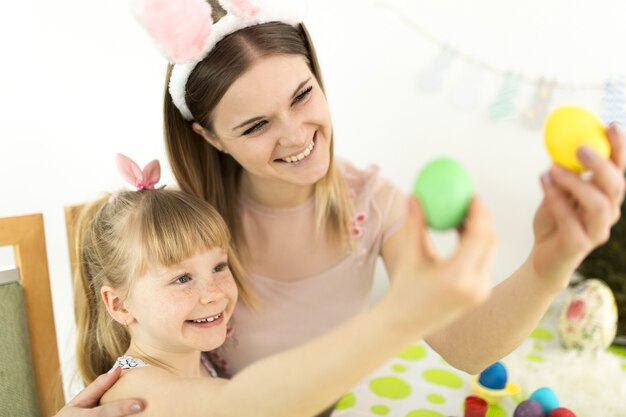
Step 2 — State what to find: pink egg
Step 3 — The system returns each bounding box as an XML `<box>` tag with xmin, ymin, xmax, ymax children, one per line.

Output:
<box><xmin>548</xmin><ymin>408</ymin><xmax>576</xmax><ymax>417</ymax></box>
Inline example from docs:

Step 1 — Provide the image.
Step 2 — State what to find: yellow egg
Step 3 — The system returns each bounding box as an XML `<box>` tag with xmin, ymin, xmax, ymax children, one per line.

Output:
<box><xmin>544</xmin><ymin>106</ymin><xmax>610</xmax><ymax>172</ymax></box>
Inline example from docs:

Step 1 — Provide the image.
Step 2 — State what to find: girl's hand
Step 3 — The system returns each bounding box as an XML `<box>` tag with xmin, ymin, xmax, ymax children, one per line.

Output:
<box><xmin>386</xmin><ymin>196</ymin><xmax>496</xmax><ymax>333</ymax></box>
<box><xmin>531</xmin><ymin>123</ymin><xmax>626</xmax><ymax>291</ymax></box>
<box><xmin>54</xmin><ymin>367</ymin><xmax>144</xmax><ymax>417</ymax></box>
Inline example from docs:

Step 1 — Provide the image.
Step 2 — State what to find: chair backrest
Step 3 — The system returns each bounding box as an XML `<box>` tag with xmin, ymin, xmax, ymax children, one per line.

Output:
<box><xmin>0</xmin><ymin>213</ymin><xmax>64</xmax><ymax>417</ymax></box>
<box><xmin>64</xmin><ymin>204</ymin><xmax>84</xmax><ymax>280</ymax></box>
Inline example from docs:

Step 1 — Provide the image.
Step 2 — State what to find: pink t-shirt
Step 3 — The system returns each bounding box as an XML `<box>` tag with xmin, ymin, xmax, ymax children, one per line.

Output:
<box><xmin>209</xmin><ymin>160</ymin><xmax>407</xmax><ymax>376</ymax></box>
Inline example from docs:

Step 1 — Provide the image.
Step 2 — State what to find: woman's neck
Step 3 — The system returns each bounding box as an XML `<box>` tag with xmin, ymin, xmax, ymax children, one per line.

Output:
<box><xmin>240</xmin><ymin>172</ymin><xmax>314</xmax><ymax>208</ymax></box>
<box><xmin>126</xmin><ymin>341</ymin><xmax>208</xmax><ymax>378</ymax></box>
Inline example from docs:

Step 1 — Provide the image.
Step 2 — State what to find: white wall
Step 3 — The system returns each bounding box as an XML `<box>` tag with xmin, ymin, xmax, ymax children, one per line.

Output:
<box><xmin>1</xmin><ymin>0</ymin><xmax>625</xmax><ymax>399</ymax></box>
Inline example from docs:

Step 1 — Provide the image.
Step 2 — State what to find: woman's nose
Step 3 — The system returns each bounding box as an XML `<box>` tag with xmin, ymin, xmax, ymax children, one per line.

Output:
<box><xmin>276</xmin><ymin>117</ymin><xmax>306</xmax><ymax>148</ymax></box>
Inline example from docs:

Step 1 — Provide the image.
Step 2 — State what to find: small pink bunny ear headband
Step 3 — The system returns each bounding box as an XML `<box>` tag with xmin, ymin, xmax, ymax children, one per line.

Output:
<box><xmin>109</xmin><ymin>153</ymin><xmax>163</xmax><ymax>203</ymax></box>
<box><xmin>134</xmin><ymin>0</ymin><xmax>307</xmax><ymax>121</ymax></box>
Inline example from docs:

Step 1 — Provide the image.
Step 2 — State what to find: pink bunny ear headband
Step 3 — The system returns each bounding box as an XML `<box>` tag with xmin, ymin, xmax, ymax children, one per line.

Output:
<box><xmin>109</xmin><ymin>153</ymin><xmax>163</xmax><ymax>203</ymax></box>
<box><xmin>134</xmin><ymin>0</ymin><xmax>307</xmax><ymax>121</ymax></box>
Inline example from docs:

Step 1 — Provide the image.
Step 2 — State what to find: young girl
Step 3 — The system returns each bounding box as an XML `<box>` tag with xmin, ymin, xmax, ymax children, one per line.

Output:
<box><xmin>58</xmin><ymin>0</ymin><xmax>626</xmax><ymax>415</ymax></box>
<box><xmin>66</xmin><ymin>153</ymin><xmax>495</xmax><ymax>417</ymax></box>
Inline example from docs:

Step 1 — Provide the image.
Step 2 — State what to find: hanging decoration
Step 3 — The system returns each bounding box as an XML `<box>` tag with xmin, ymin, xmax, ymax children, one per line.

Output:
<box><xmin>601</xmin><ymin>75</ymin><xmax>626</xmax><ymax>126</ymax></box>
<box><xmin>417</xmin><ymin>46</ymin><xmax>454</xmax><ymax>93</ymax></box>
<box><xmin>379</xmin><ymin>0</ymin><xmax>625</xmax><ymax>129</ymax></box>
<box><xmin>523</xmin><ymin>77</ymin><xmax>557</xmax><ymax>130</ymax></box>
<box><xmin>488</xmin><ymin>71</ymin><xmax>522</xmax><ymax>122</ymax></box>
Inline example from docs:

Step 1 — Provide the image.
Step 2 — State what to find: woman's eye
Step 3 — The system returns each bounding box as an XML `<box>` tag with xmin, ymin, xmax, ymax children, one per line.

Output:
<box><xmin>212</xmin><ymin>262</ymin><xmax>229</xmax><ymax>273</ymax></box>
<box><xmin>293</xmin><ymin>86</ymin><xmax>313</xmax><ymax>104</ymax></box>
<box><xmin>243</xmin><ymin>120</ymin><xmax>267</xmax><ymax>136</ymax></box>
<box><xmin>174</xmin><ymin>274</ymin><xmax>192</xmax><ymax>284</ymax></box>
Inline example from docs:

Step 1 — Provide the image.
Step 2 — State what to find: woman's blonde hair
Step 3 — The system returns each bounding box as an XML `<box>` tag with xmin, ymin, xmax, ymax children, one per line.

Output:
<box><xmin>164</xmin><ymin>18</ymin><xmax>353</xmax><ymax>252</ymax></box>
<box><xmin>73</xmin><ymin>189</ymin><xmax>251</xmax><ymax>384</ymax></box>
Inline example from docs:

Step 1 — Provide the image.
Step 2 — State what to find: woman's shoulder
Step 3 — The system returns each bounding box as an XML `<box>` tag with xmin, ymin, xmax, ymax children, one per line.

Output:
<box><xmin>336</xmin><ymin>158</ymin><xmax>405</xmax><ymax>206</ymax></box>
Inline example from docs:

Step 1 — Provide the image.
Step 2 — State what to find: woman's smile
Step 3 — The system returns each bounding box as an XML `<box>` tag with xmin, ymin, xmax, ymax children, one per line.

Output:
<box><xmin>275</xmin><ymin>131</ymin><xmax>318</xmax><ymax>165</ymax></box>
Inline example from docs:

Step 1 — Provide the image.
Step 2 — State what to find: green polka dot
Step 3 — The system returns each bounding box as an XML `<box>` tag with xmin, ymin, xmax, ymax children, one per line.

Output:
<box><xmin>608</xmin><ymin>345</ymin><xmax>626</xmax><ymax>358</ymax></box>
<box><xmin>533</xmin><ymin>342</ymin><xmax>544</xmax><ymax>351</ymax></box>
<box><xmin>531</xmin><ymin>327</ymin><xmax>554</xmax><ymax>341</ymax></box>
<box><xmin>526</xmin><ymin>353</ymin><xmax>545</xmax><ymax>362</ymax></box>
<box><xmin>392</xmin><ymin>364</ymin><xmax>407</xmax><ymax>373</ymax></box>
<box><xmin>370</xmin><ymin>376</ymin><xmax>412</xmax><ymax>399</ymax></box>
<box><xmin>406</xmin><ymin>410</ymin><xmax>445</xmax><ymax>417</ymax></box>
<box><xmin>398</xmin><ymin>345</ymin><xmax>427</xmax><ymax>360</ymax></box>
<box><xmin>371</xmin><ymin>405</ymin><xmax>391</xmax><ymax>415</ymax></box>
<box><xmin>486</xmin><ymin>404</ymin><xmax>506</xmax><ymax>417</ymax></box>
<box><xmin>426</xmin><ymin>393</ymin><xmax>445</xmax><ymax>404</ymax></box>
<box><xmin>334</xmin><ymin>392</ymin><xmax>356</xmax><ymax>410</ymax></box>
<box><xmin>422</xmin><ymin>369</ymin><xmax>463</xmax><ymax>389</ymax></box>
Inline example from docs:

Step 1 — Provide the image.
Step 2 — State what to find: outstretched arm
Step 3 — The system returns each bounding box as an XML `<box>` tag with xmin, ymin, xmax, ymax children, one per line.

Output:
<box><xmin>418</xmin><ymin>123</ymin><xmax>626</xmax><ymax>373</ymax></box>
<box><xmin>102</xmin><ymin>197</ymin><xmax>496</xmax><ymax>417</ymax></box>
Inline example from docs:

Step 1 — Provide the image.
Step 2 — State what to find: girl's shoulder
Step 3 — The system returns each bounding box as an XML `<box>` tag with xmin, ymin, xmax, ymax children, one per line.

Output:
<box><xmin>99</xmin><ymin>356</ymin><xmax>225</xmax><ymax>417</ymax></box>
<box><xmin>100</xmin><ymin>361</ymin><xmax>171</xmax><ymax>407</ymax></box>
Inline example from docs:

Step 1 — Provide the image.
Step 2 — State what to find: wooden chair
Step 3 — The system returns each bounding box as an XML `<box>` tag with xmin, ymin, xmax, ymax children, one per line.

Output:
<box><xmin>64</xmin><ymin>204</ymin><xmax>84</xmax><ymax>278</ymax></box>
<box><xmin>0</xmin><ymin>213</ymin><xmax>64</xmax><ymax>416</ymax></box>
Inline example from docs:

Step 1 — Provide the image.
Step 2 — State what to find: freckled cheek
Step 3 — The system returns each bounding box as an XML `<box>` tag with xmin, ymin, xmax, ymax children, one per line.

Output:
<box><xmin>220</xmin><ymin>280</ymin><xmax>238</xmax><ymax>314</ymax></box>
<box><xmin>144</xmin><ymin>292</ymin><xmax>195</xmax><ymax>319</ymax></box>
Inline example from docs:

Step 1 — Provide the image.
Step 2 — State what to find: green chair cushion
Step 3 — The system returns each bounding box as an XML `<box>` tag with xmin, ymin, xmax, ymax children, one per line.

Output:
<box><xmin>0</xmin><ymin>281</ymin><xmax>40</xmax><ymax>417</ymax></box>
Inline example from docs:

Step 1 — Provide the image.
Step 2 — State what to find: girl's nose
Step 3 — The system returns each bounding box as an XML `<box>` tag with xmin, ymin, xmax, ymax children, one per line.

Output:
<box><xmin>199</xmin><ymin>279</ymin><xmax>223</xmax><ymax>304</ymax></box>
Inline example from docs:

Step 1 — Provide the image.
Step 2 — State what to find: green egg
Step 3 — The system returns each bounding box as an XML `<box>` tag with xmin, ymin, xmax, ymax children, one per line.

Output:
<box><xmin>413</xmin><ymin>157</ymin><xmax>473</xmax><ymax>230</ymax></box>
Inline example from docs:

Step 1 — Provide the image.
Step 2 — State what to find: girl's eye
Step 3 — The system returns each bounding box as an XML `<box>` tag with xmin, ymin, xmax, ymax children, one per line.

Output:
<box><xmin>174</xmin><ymin>274</ymin><xmax>192</xmax><ymax>284</ymax></box>
<box><xmin>212</xmin><ymin>262</ymin><xmax>229</xmax><ymax>273</ymax></box>
<box><xmin>293</xmin><ymin>86</ymin><xmax>313</xmax><ymax>105</ymax></box>
<box><xmin>242</xmin><ymin>120</ymin><xmax>267</xmax><ymax>136</ymax></box>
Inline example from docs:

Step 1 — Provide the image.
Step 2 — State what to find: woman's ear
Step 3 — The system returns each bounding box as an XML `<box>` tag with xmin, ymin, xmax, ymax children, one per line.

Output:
<box><xmin>192</xmin><ymin>122</ymin><xmax>226</xmax><ymax>152</ymax></box>
<box><xmin>101</xmin><ymin>285</ymin><xmax>135</xmax><ymax>326</ymax></box>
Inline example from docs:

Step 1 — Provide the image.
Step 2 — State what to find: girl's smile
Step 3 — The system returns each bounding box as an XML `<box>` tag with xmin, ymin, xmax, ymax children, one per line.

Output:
<box><xmin>186</xmin><ymin>311</ymin><xmax>225</xmax><ymax>328</ymax></box>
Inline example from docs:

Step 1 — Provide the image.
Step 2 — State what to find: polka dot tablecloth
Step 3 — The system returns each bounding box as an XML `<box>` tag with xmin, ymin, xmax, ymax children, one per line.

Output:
<box><xmin>330</xmin><ymin>304</ymin><xmax>626</xmax><ymax>417</ymax></box>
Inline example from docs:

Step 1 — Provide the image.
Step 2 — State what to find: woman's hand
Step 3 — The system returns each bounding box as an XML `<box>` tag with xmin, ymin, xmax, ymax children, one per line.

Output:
<box><xmin>54</xmin><ymin>367</ymin><xmax>144</xmax><ymax>417</ymax></box>
<box><xmin>386</xmin><ymin>196</ymin><xmax>496</xmax><ymax>334</ymax></box>
<box><xmin>531</xmin><ymin>122</ymin><xmax>626</xmax><ymax>291</ymax></box>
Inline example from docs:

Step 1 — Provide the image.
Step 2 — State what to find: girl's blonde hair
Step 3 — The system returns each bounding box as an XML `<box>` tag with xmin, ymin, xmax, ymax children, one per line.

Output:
<box><xmin>164</xmin><ymin>18</ymin><xmax>353</xmax><ymax>252</ymax></box>
<box><xmin>73</xmin><ymin>189</ymin><xmax>251</xmax><ymax>384</ymax></box>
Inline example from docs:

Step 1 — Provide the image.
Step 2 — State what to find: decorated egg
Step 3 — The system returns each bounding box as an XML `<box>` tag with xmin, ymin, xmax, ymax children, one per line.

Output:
<box><xmin>548</xmin><ymin>407</ymin><xmax>577</xmax><ymax>417</ymax></box>
<box><xmin>478</xmin><ymin>362</ymin><xmax>507</xmax><ymax>390</ymax></box>
<box><xmin>513</xmin><ymin>400</ymin><xmax>546</xmax><ymax>417</ymax></box>
<box><xmin>413</xmin><ymin>157</ymin><xmax>473</xmax><ymax>230</ymax></box>
<box><xmin>557</xmin><ymin>279</ymin><xmax>618</xmax><ymax>350</ymax></box>
<box><xmin>529</xmin><ymin>387</ymin><xmax>559</xmax><ymax>414</ymax></box>
<box><xmin>544</xmin><ymin>105</ymin><xmax>610</xmax><ymax>172</ymax></box>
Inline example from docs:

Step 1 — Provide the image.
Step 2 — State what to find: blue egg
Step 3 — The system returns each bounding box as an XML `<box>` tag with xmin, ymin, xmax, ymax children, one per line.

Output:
<box><xmin>513</xmin><ymin>400</ymin><xmax>546</xmax><ymax>417</ymax></box>
<box><xmin>478</xmin><ymin>362</ymin><xmax>508</xmax><ymax>390</ymax></box>
<box><xmin>529</xmin><ymin>387</ymin><xmax>559</xmax><ymax>414</ymax></box>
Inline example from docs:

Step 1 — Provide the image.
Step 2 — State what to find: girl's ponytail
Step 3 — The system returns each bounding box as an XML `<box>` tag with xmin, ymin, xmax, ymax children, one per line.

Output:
<box><xmin>73</xmin><ymin>196</ymin><xmax>130</xmax><ymax>385</ymax></box>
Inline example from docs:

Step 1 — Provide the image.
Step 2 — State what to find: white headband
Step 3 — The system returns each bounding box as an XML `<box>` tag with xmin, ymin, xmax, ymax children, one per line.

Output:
<box><xmin>135</xmin><ymin>0</ymin><xmax>307</xmax><ymax>121</ymax></box>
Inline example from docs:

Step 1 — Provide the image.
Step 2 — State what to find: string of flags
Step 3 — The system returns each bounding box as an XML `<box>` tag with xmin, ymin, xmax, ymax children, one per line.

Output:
<box><xmin>380</xmin><ymin>1</ymin><xmax>626</xmax><ymax>129</ymax></box>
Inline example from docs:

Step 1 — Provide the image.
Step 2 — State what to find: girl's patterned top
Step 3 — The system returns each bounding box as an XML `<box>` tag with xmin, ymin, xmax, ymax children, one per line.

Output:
<box><xmin>114</xmin><ymin>354</ymin><xmax>218</xmax><ymax>377</ymax></box>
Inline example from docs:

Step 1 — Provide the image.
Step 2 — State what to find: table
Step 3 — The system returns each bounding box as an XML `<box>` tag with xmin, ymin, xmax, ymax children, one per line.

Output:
<box><xmin>330</xmin><ymin>301</ymin><xmax>626</xmax><ymax>417</ymax></box>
